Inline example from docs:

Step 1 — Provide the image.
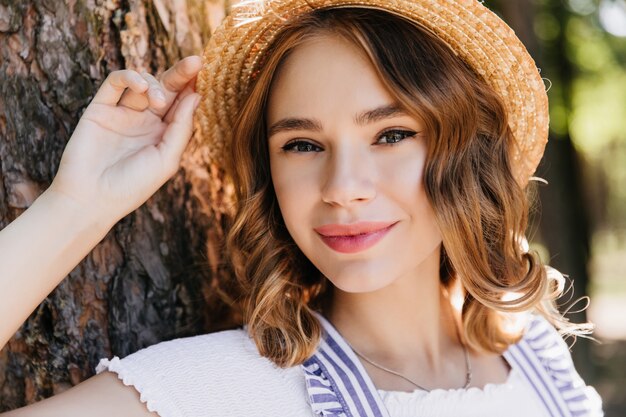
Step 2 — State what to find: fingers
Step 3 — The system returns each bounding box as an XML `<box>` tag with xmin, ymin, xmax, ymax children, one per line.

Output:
<box><xmin>157</xmin><ymin>92</ymin><xmax>201</xmax><ymax>175</ymax></box>
<box><xmin>92</xmin><ymin>70</ymin><xmax>149</xmax><ymax>105</ymax></box>
<box><xmin>114</xmin><ymin>56</ymin><xmax>202</xmax><ymax>117</ymax></box>
<box><xmin>163</xmin><ymin>82</ymin><xmax>195</xmax><ymax>124</ymax></box>
<box><xmin>116</xmin><ymin>71</ymin><xmax>166</xmax><ymax>112</ymax></box>
<box><xmin>148</xmin><ymin>56</ymin><xmax>202</xmax><ymax>118</ymax></box>
<box><xmin>139</xmin><ymin>71</ymin><xmax>168</xmax><ymax>110</ymax></box>
<box><xmin>117</xmin><ymin>87</ymin><xmax>150</xmax><ymax>111</ymax></box>
<box><xmin>160</xmin><ymin>55</ymin><xmax>202</xmax><ymax>94</ymax></box>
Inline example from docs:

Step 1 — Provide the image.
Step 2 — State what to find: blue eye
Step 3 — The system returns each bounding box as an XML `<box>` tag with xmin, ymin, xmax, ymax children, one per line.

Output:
<box><xmin>281</xmin><ymin>129</ymin><xmax>417</xmax><ymax>153</ymax></box>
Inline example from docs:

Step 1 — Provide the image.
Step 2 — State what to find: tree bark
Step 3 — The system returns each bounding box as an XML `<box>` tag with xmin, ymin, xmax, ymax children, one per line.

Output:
<box><xmin>0</xmin><ymin>0</ymin><xmax>235</xmax><ymax>410</ymax></box>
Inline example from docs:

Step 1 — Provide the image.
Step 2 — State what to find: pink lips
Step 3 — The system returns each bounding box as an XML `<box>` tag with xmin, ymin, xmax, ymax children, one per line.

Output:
<box><xmin>314</xmin><ymin>221</ymin><xmax>398</xmax><ymax>254</ymax></box>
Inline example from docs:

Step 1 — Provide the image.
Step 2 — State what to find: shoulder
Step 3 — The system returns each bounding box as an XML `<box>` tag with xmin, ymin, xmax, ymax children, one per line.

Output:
<box><xmin>512</xmin><ymin>314</ymin><xmax>604</xmax><ymax>416</ymax></box>
<box><xmin>519</xmin><ymin>313</ymin><xmax>589</xmax><ymax>377</ymax></box>
<box><xmin>521</xmin><ymin>313</ymin><xmax>572</xmax><ymax>359</ymax></box>
<box><xmin>96</xmin><ymin>328</ymin><xmax>312</xmax><ymax>417</ymax></box>
<box><xmin>517</xmin><ymin>314</ymin><xmax>581</xmax><ymax>386</ymax></box>
<box><xmin>97</xmin><ymin>328</ymin><xmax>265</xmax><ymax>374</ymax></box>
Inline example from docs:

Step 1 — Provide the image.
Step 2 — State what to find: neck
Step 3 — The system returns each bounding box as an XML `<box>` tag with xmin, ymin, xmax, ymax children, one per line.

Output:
<box><xmin>325</xmin><ymin>245</ymin><xmax>462</xmax><ymax>372</ymax></box>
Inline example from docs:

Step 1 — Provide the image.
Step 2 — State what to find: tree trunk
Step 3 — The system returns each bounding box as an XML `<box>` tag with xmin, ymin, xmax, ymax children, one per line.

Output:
<box><xmin>0</xmin><ymin>0</ymin><xmax>236</xmax><ymax>410</ymax></box>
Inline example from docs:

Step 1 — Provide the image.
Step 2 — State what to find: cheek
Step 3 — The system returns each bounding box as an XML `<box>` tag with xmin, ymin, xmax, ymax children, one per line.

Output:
<box><xmin>270</xmin><ymin>158</ymin><xmax>318</xmax><ymax>238</ymax></box>
<box><xmin>410</xmin><ymin>180</ymin><xmax>442</xmax><ymax>248</ymax></box>
<box><xmin>382</xmin><ymin>146</ymin><xmax>441</xmax><ymax>240</ymax></box>
<box><xmin>380</xmin><ymin>143</ymin><xmax>427</xmax><ymax>201</ymax></box>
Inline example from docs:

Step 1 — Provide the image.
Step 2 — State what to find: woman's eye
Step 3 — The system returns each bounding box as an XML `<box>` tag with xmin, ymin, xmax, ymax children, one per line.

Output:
<box><xmin>281</xmin><ymin>140</ymin><xmax>322</xmax><ymax>153</ymax></box>
<box><xmin>376</xmin><ymin>129</ymin><xmax>417</xmax><ymax>145</ymax></box>
<box><xmin>281</xmin><ymin>130</ymin><xmax>416</xmax><ymax>153</ymax></box>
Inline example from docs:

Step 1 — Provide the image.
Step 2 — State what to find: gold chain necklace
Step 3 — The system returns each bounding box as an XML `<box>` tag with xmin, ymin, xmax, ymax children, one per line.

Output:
<box><xmin>345</xmin><ymin>295</ymin><xmax>472</xmax><ymax>392</ymax></box>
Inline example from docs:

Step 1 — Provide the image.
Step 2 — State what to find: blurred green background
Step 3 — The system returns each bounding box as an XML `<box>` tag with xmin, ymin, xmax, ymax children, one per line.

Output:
<box><xmin>485</xmin><ymin>0</ymin><xmax>626</xmax><ymax>414</ymax></box>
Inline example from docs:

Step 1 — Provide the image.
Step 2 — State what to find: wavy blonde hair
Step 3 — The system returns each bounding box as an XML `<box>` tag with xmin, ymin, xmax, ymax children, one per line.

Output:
<box><xmin>223</xmin><ymin>7</ymin><xmax>591</xmax><ymax>367</ymax></box>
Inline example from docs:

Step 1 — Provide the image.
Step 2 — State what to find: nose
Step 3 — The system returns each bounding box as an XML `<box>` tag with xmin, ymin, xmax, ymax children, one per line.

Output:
<box><xmin>321</xmin><ymin>145</ymin><xmax>376</xmax><ymax>207</ymax></box>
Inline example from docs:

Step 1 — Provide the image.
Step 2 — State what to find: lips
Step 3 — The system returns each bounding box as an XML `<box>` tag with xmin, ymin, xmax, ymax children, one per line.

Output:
<box><xmin>314</xmin><ymin>221</ymin><xmax>398</xmax><ymax>254</ymax></box>
<box><xmin>314</xmin><ymin>221</ymin><xmax>397</xmax><ymax>237</ymax></box>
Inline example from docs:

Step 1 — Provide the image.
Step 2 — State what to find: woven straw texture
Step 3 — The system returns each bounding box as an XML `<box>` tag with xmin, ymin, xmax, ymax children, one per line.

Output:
<box><xmin>195</xmin><ymin>0</ymin><xmax>550</xmax><ymax>186</ymax></box>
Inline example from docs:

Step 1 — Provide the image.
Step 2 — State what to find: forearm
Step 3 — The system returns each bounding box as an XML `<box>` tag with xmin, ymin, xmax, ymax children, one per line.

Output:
<box><xmin>0</xmin><ymin>189</ymin><xmax>114</xmax><ymax>349</ymax></box>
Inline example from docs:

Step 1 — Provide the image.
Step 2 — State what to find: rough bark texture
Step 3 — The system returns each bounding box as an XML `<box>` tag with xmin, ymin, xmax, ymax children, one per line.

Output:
<box><xmin>0</xmin><ymin>0</ymin><xmax>236</xmax><ymax>410</ymax></box>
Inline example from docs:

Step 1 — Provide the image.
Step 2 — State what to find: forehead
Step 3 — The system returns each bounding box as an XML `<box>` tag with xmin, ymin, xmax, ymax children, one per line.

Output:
<box><xmin>266</xmin><ymin>34</ymin><xmax>396</xmax><ymax>124</ymax></box>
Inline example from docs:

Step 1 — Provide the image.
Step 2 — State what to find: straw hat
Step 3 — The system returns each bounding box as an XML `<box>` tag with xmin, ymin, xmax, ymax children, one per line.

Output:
<box><xmin>195</xmin><ymin>0</ymin><xmax>550</xmax><ymax>186</ymax></box>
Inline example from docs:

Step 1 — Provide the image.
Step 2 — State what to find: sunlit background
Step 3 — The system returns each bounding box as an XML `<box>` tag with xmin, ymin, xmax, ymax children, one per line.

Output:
<box><xmin>570</xmin><ymin>1</ymin><xmax>626</xmax><ymax>413</ymax></box>
<box><xmin>484</xmin><ymin>0</ymin><xmax>626</xmax><ymax>414</ymax></box>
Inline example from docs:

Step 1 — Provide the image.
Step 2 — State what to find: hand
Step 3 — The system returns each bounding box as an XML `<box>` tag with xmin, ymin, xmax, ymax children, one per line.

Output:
<box><xmin>47</xmin><ymin>55</ymin><xmax>202</xmax><ymax>226</ymax></box>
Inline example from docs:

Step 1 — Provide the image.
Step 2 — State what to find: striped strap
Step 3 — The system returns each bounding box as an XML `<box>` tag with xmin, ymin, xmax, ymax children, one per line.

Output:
<box><xmin>504</xmin><ymin>315</ymin><xmax>604</xmax><ymax>417</ymax></box>
<box><xmin>302</xmin><ymin>313</ymin><xmax>602</xmax><ymax>417</ymax></box>
<box><xmin>302</xmin><ymin>313</ymin><xmax>390</xmax><ymax>417</ymax></box>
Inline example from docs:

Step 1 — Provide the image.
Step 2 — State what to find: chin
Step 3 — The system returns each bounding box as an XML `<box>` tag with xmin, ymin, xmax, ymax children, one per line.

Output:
<box><xmin>323</xmin><ymin>269</ymin><xmax>396</xmax><ymax>294</ymax></box>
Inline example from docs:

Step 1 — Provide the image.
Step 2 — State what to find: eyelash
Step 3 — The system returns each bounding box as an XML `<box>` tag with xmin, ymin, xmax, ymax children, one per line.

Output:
<box><xmin>280</xmin><ymin>129</ymin><xmax>417</xmax><ymax>153</ymax></box>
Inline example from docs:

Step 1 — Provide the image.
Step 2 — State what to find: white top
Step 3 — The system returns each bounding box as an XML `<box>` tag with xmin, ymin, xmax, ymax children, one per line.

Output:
<box><xmin>96</xmin><ymin>328</ymin><xmax>551</xmax><ymax>417</ymax></box>
<box><xmin>378</xmin><ymin>366</ymin><xmax>548</xmax><ymax>417</ymax></box>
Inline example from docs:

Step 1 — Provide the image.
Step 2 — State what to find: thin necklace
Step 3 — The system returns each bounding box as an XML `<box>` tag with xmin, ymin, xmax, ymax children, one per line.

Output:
<box><xmin>346</xmin><ymin>297</ymin><xmax>472</xmax><ymax>392</ymax></box>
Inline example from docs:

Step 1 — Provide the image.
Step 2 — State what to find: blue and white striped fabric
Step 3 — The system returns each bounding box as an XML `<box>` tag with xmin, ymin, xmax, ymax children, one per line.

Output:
<box><xmin>302</xmin><ymin>313</ymin><xmax>603</xmax><ymax>417</ymax></box>
<box><xmin>503</xmin><ymin>316</ymin><xmax>604</xmax><ymax>417</ymax></box>
<box><xmin>302</xmin><ymin>313</ymin><xmax>390</xmax><ymax>417</ymax></box>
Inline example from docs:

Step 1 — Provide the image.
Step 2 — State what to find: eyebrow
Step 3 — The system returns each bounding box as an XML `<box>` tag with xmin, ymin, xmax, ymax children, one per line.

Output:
<box><xmin>267</xmin><ymin>103</ymin><xmax>408</xmax><ymax>138</ymax></box>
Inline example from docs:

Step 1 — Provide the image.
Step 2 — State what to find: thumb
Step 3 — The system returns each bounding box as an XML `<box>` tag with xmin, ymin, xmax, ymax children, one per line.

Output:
<box><xmin>157</xmin><ymin>93</ymin><xmax>201</xmax><ymax>172</ymax></box>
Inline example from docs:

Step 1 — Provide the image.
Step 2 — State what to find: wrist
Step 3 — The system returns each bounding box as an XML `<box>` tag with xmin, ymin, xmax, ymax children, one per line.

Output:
<box><xmin>37</xmin><ymin>186</ymin><xmax>117</xmax><ymax>239</ymax></box>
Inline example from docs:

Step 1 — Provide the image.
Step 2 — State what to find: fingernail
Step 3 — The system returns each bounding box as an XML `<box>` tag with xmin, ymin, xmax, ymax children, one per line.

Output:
<box><xmin>193</xmin><ymin>94</ymin><xmax>201</xmax><ymax>109</ymax></box>
<box><xmin>135</xmin><ymin>74</ymin><xmax>148</xmax><ymax>86</ymax></box>
<box><xmin>154</xmin><ymin>89</ymin><xmax>166</xmax><ymax>101</ymax></box>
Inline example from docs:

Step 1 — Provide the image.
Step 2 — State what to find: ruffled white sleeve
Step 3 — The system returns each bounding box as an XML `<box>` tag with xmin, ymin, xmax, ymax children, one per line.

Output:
<box><xmin>95</xmin><ymin>328</ymin><xmax>313</xmax><ymax>417</ymax></box>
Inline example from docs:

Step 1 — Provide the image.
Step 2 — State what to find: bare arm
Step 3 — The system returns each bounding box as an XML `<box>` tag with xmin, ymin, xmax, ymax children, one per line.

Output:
<box><xmin>0</xmin><ymin>56</ymin><xmax>203</xmax><ymax>414</ymax></box>
<box><xmin>0</xmin><ymin>188</ymin><xmax>113</xmax><ymax>349</ymax></box>
<box><xmin>0</xmin><ymin>56</ymin><xmax>202</xmax><ymax>351</ymax></box>
<box><xmin>0</xmin><ymin>371</ymin><xmax>157</xmax><ymax>417</ymax></box>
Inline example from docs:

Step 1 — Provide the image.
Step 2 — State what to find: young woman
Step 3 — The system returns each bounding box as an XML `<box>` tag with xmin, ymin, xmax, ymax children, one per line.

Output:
<box><xmin>0</xmin><ymin>0</ymin><xmax>604</xmax><ymax>416</ymax></box>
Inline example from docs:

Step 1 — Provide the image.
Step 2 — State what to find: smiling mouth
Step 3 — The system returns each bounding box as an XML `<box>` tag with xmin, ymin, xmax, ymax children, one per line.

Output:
<box><xmin>315</xmin><ymin>222</ymin><xmax>398</xmax><ymax>254</ymax></box>
<box><xmin>314</xmin><ymin>221</ymin><xmax>397</xmax><ymax>236</ymax></box>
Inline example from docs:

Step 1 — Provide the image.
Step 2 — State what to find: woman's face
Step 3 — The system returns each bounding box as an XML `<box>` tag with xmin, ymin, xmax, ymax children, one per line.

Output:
<box><xmin>267</xmin><ymin>34</ymin><xmax>442</xmax><ymax>293</ymax></box>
